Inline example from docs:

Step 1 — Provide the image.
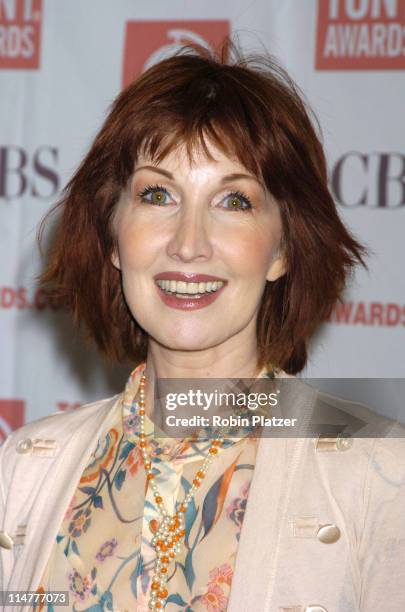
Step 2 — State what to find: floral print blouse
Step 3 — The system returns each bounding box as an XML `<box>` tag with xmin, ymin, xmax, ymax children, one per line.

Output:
<box><xmin>34</xmin><ymin>363</ymin><xmax>276</xmax><ymax>612</ymax></box>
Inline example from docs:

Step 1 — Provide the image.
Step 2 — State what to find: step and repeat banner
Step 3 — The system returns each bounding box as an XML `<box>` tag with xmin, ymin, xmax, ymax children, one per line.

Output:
<box><xmin>0</xmin><ymin>0</ymin><xmax>404</xmax><ymax>439</ymax></box>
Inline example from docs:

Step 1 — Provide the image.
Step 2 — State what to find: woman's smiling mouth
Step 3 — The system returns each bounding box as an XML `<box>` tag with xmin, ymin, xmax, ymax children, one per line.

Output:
<box><xmin>154</xmin><ymin>272</ymin><xmax>227</xmax><ymax>310</ymax></box>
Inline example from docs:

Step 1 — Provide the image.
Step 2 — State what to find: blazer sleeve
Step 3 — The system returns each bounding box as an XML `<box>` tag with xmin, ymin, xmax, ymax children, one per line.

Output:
<box><xmin>0</xmin><ymin>432</ymin><xmax>16</xmax><ymax>590</ymax></box>
<box><xmin>0</xmin><ymin>435</ymin><xmax>8</xmax><ymax>589</ymax></box>
<box><xmin>358</xmin><ymin>426</ymin><xmax>405</xmax><ymax>610</ymax></box>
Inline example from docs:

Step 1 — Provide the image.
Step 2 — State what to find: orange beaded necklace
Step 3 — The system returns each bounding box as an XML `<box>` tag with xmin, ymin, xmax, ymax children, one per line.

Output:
<box><xmin>137</xmin><ymin>372</ymin><xmax>224</xmax><ymax>611</ymax></box>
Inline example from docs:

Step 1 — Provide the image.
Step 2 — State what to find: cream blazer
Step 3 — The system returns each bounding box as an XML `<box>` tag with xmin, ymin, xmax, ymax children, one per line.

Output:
<box><xmin>1</xmin><ymin>376</ymin><xmax>405</xmax><ymax>612</ymax></box>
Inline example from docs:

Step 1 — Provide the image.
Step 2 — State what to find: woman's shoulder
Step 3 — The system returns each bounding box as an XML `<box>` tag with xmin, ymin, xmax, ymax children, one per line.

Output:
<box><xmin>0</xmin><ymin>393</ymin><xmax>122</xmax><ymax>475</ymax></box>
<box><xmin>295</xmin><ymin>379</ymin><xmax>405</xmax><ymax>492</ymax></box>
<box><xmin>275</xmin><ymin>369</ymin><xmax>404</xmax><ymax>438</ymax></box>
<box><xmin>6</xmin><ymin>393</ymin><xmax>119</xmax><ymax>437</ymax></box>
<box><xmin>272</xmin><ymin>372</ymin><xmax>405</xmax><ymax>486</ymax></box>
<box><xmin>313</xmin><ymin>384</ymin><xmax>405</xmax><ymax>440</ymax></box>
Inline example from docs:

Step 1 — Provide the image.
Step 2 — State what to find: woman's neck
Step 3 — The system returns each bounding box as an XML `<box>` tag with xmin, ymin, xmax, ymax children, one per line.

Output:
<box><xmin>142</xmin><ymin>335</ymin><xmax>262</xmax><ymax>416</ymax></box>
<box><xmin>145</xmin><ymin>338</ymin><xmax>260</xmax><ymax>380</ymax></box>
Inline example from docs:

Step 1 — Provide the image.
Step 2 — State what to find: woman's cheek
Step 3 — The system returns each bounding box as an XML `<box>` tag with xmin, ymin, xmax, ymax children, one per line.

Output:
<box><xmin>119</xmin><ymin>221</ymin><xmax>158</xmax><ymax>268</ymax></box>
<box><xmin>225</xmin><ymin>234</ymin><xmax>272</xmax><ymax>277</ymax></box>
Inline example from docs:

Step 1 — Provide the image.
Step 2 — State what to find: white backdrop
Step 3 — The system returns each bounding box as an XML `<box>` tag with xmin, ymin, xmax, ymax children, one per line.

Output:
<box><xmin>1</xmin><ymin>0</ymin><xmax>404</xmax><ymax>439</ymax></box>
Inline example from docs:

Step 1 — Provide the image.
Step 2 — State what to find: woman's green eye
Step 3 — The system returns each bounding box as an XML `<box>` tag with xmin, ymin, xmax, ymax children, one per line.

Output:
<box><xmin>138</xmin><ymin>185</ymin><xmax>171</xmax><ymax>206</ymax></box>
<box><xmin>229</xmin><ymin>196</ymin><xmax>244</xmax><ymax>209</ymax></box>
<box><xmin>223</xmin><ymin>191</ymin><xmax>252</xmax><ymax>211</ymax></box>
<box><xmin>151</xmin><ymin>190</ymin><xmax>167</xmax><ymax>205</ymax></box>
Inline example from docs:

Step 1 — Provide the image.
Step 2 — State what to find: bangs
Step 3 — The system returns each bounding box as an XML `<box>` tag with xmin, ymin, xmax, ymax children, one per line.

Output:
<box><xmin>137</xmin><ymin>120</ymin><xmax>262</xmax><ymax>177</ymax></box>
<box><xmin>116</xmin><ymin>59</ymin><xmax>269</xmax><ymax>185</ymax></box>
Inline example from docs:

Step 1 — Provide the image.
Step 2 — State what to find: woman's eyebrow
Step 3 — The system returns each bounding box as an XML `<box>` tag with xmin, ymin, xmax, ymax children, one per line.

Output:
<box><xmin>134</xmin><ymin>166</ymin><xmax>262</xmax><ymax>186</ymax></box>
<box><xmin>220</xmin><ymin>173</ymin><xmax>261</xmax><ymax>185</ymax></box>
<box><xmin>134</xmin><ymin>165</ymin><xmax>173</xmax><ymax>179</ymax></box>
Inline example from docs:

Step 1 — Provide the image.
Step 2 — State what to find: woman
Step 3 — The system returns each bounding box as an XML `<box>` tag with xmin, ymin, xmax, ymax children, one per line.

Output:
<box><xmin>1</xmin><ymin>43</ymin><xmax>404</xmax><ymax>611</ymax></box>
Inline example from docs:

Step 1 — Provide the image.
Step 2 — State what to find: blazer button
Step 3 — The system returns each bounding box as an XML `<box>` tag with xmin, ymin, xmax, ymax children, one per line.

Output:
<box><xmin>305</xmin><ymin>607</ymin><xmax>328</xmax><ymax>612</ymax></box>
<box><xmin>337</xmin><ymin>436</ymin><xmax>353</xmax><ymax>451</ymax></box>
<box><xmin>317</xmin><ymin>524</ymin><xmax>341</xmax><ymax>544</ymax></box>
<box><xmin>0</xmin><ymin>531</ymin><xmax>14</xmax><ymax>549</ymax></box>
<box><xmin>16</xmin><ymin>438</ymin><xmax>33</xmax><ymax>454</ymax></box>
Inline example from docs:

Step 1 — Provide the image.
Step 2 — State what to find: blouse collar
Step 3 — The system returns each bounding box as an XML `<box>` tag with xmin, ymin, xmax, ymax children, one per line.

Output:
<box><xmin>121</xmin><ymin>361</ymin><xmax>278</xmax><ymax>462</ymax></box>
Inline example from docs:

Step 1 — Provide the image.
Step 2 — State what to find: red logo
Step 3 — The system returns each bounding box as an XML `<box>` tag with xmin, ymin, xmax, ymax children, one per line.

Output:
<box><xmin>0</xmin><ymin>399</ymin><xmax>25</xmax><ymax>443</ymax></box>
<box><xmin>327</xmin><ymin>301</ymin><xmax>405</xmax><ymax>325</ymax></box>
<box><xmin>56</xmin><ymin>401</ymin><xmax>81</xmax><ymax>412</ymax></box>
<box><xmin>316</xmin><ymin>0</ymin><xmax>405</xmax><ymax>70</ymax></box>
<box><xmin>122</xmin><ymin>20</ymin><xmax>230</xmax><ymax>88</ymax></box>
<box><xmin>0</xmin><ymin>286</ymin><xmax>62</xmax><ymax>310</ymax></box>
<box><xmin>0</xmin><ymin>0</ymin><xmax>42</xmax><ymax>69</ymax></box>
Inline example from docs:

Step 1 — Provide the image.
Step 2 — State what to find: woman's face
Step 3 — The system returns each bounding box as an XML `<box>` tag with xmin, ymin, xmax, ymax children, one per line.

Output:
<box><xmin>112</xmin><ymin>140</ymin><xmax>286</xmax><ymax>354</ymax></box>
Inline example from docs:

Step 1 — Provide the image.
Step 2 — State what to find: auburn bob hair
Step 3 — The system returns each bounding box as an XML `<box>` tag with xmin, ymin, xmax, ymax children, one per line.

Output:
<box><xmin>38</xmin><ymin>42</ymin><xmax>368</xmax><ymax>374</ymax></box>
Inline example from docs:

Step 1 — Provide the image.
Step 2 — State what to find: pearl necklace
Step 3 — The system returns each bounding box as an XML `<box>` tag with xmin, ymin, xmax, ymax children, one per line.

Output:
<box><xmin>137</xmin><ymin>373</ymin><xmax>224</xmax><ymax>610</ymax></box>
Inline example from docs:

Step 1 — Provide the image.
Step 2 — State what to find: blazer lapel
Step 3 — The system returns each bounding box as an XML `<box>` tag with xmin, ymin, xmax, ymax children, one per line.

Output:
<box><xmin>228</xmin><ymin>378</ymin><xmax>317</xmax><ymax>611</ymax></box>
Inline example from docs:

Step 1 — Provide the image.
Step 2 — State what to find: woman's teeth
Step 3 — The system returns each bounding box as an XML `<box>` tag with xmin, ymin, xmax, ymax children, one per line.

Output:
<box><xmin>156</xmin><ymin>279</ymin><xmax>224</xmax><ymax>298</ymax></box>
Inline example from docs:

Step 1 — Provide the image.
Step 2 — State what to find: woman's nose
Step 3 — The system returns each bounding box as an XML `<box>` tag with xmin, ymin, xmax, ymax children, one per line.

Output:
<box><xmin>166</xmin><ymin>206</ymin><xmax>213</xmax><ymax>263</ymax></box>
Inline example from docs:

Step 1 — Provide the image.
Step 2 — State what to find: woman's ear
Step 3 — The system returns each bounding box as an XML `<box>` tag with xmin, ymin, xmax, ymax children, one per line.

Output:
<box><xmin>110</xmin><ymin>249</ymin><xmax>121</xmax><ymax>271</ymax></box>
<box><xmin>266</xmin><ymin>253</ymin><xmax>287</xmax><ymax>282</ymax></box>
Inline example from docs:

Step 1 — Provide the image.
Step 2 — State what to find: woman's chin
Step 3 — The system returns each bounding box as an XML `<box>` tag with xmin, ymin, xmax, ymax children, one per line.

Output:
<box><xmin>150</xmin><ymin>331</ymin><xmax>223</xmax><ymax>354</ymax></box>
